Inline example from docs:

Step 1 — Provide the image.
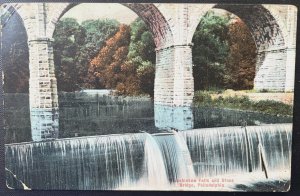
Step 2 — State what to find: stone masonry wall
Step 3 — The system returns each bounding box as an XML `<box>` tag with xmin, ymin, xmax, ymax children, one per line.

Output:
<box><xmin>1</xmin><ymin>3</ymin><xmax>297</xmax><ymax>138</ymax></box>
<box><xmin>28</xmin><ymin>38</ymin><xmax>59</xmax><ymax>141</ymax></box>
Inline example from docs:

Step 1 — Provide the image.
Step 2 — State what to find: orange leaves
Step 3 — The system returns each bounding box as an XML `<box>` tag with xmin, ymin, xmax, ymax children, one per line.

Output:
<box><xmin>226</xmin><ymin>18</ymin><xmax>256</xmax><ymax>90</ymax></box>
<box><xmin>87</xmin><ymin>24</ymin><xmax>131</xmax><ymax>90</ymax></box>
<box><xmin>86</xmin><ymin>20</ymin><xmax>155</xmax><ymax>97</ymax></box>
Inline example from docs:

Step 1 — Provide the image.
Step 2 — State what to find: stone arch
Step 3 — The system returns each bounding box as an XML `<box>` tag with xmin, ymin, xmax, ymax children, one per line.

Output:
<box><xmin>187</xmin><ymin>4</ymin><xmax>286</xmax><ymax>52</ymax></box>
<box><xmin>46</xmin><ymin>3</ymin><xmax>176</xmax><ymax>138</ymax></box>
<box><xmin>46</xmin><ymin>3</ymin><xmax>173</xmax><ymax>49</ymax></box>
<box><xmin>188</xmin><ymin>4</ymin><xmax>289</xmax><ymax>91</ymax></box>
<box><xmin>1</xmin><ymin>4</ymin><xmax>27</xmax><ymax>32</ymax></box>
<box><xmin>1</xmin><ymin>4</ymin><xmax>32</xmax><ymax>141</ymax></box>
<box><xmin>1</xmin><ymin>5</ymin><xmax>30</xmax><ymax>89</ymax></box>
<box><xmin>1</xmin><ymin>4</ymin><xmax>43</xmax><ymax>41</ymax></box>
<box><xmin>2</xmin><ymin>3</ymin><xmax>296</xmax><ymax>139</ymax></box>
<box><xmin>213</xmin><ymin>4</ymin><xmax>285</xmax><ymax>51</ymax></box>
<box><xmin>1</xmin><ymin>3</ymin><xmax>61</xmax><ymax>141</ymax></box>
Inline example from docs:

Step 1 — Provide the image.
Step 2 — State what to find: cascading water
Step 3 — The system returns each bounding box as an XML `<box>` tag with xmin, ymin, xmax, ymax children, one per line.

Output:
<box><xmin>5</xmin><ymin>124</ymin><xmax>292</xmax><ymax>191</ymax></box>
<box><xmin>179</xmin><ymin>123</ymin><xmax>292</xmax><ymax>189</ymax></box>
<box><xmin>120</xmin><ymin>133</ymin><xmax>170</xmax><ymax>190</ymax></box>
<box><xmin>172</xmin><ymin>131</ymin><xmax>196</xmax><ymax>178</ymax></box>
<box><xmin>5</xmin><ymin>133</ymin><xmax>146</xmax><ymax>190</ymax></box>
<box><xmin>154</xmin><ymin>132</ymin><xmax>195</xmax><ymax>182</ymax></box>
<box><xmin>141</xmin><ymin>133</ymin><xmax>170</xmax><ymax>188</ymax></box>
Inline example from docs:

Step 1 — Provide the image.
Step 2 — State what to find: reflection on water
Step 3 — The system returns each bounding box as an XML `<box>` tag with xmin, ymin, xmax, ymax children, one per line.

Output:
<box><xmin>4</xmin><ymin>93</ymin><xmax>292</xmax><ymax>143</ymax></box>
<box><xmin>154</xmin><ymin>104</ymin><xmax>194</xmax><ymax>130</ymax></box>
<box><xmin>4</xmin><ymin>93</ymin><xmax>293</xmax><ymax>191</ymax></box>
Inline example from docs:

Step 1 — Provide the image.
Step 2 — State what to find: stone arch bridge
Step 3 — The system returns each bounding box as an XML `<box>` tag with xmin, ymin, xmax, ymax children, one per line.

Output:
<box><xmin>1</xmin><ymin>3</ymin><xmax>297</xmax><ymax>141</ymax></box>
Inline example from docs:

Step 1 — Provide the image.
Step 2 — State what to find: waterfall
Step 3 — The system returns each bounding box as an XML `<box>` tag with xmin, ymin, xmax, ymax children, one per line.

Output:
<box><xmin>172</xmin><ymin>131</ymin><xmax>196</xmax><ymax>178</ymax></box>
<box><xmin>123</xmin><ymin>133</ymin><xmax>170</xmax><ymax>190</ymax></box>
<box><xmin>142</xmin><ymin>133</ymin><xmax>169</xmax><ymax>187</ymax></box>
<box><xmin>5</xmin><ymin>133</ymin><xmax>146</xmax><ymax>190</ymax></box>
<box><xmin>154</xmin><ymin>132</ymin><xmax>195</xmax><ymax>182</ymax></box>
<box><xmin>5</xmin><ymin>123</ymin><xmax>292</xmax><ymax>190</ymax></box>
<box><xmin>180</xmin><ymin>124</ymin><xmax>292</xmax><ymax>180</ymax></box>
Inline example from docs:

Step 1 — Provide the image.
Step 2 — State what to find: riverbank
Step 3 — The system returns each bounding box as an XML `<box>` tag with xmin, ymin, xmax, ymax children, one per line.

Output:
<box><xmin>193</xmin><ymin>90</ymin><xmax>293</xmax><ymax>116</ymax></box>
<box><xmin>210</xmin><ymin>89</ymin><xmax>294</xmax><ymax>105</ymax></box>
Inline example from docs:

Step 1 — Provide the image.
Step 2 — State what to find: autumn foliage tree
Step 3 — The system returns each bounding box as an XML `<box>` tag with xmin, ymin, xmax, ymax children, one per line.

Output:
<box><xmin>53</xmin><ymin>18</ymin><xmax>119</xmax><ymax>92</ymax></box>
<box><xmin>87</xmin><ymin>19</ymin><xmax>156</xmax><ymax>97</ymax></box>
<box><xmin>116</xmin><ymin>18</ymin><xmax>156</xmax><ymax>97</ymax></box>
<box><xmin>88</xmin><ymin>24</ymin><xmax>131</xmax><ymax>90</ymax></box>
<box><xmin>224</xmin><ymin>18</ymin><xmax>256</xmax><ymax>90</ymax></box>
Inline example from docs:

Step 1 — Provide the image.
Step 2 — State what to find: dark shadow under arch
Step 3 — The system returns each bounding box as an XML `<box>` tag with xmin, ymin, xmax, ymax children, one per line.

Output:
<box><xmin>1</xmin><ymin>7</ymin><xmax>31</xmax><ymax>143</ymax></box>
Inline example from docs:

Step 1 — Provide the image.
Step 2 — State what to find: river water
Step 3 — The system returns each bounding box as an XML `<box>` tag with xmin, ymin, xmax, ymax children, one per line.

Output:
<box><xmin>4</xmin><ymin>93</ymin><xmax>293</xmax><ymax>191</ymax></box>
<box><xmin>4</xmin><ymin>93</ymin><xmax>292</xmax><ymax>143</ymax></box>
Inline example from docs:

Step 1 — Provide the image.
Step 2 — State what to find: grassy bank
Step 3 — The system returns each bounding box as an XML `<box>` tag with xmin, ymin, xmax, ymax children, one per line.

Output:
<box><xmin>193</xmin><ymin>91</ymin><xmax>293</xmax><ymax>116</ymax></box>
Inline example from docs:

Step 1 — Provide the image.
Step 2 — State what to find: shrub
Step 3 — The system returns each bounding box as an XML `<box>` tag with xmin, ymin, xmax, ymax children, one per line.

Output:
<box><xmin>194</xmin><ymin>91</ymin><xmax>212</xmax><ymax>105</ymax></box>
<box><xmin>193</xmin><ymin>90</ymin><xmax>293</xmax><ymax>116</ymax></box>
<box><xmin>253</xmin><ymin>100</ymin><xmax>293</xmax><ymax>116</ymax></box>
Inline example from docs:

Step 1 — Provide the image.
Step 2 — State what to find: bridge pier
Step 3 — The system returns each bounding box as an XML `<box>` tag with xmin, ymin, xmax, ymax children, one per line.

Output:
<box><xmin>254</xmin><ymin>48</ymin><xmax>287</xmax><ymax>92</ymax></box>
<box><xmin>154</xmin><ymin>44</ymin><xmax>194</xmax><ymax>130</ymax></box>
<box><xmin>284</xmin><ymin>48</ymin><xmax>296</xmax><ymax>92</ymax></box>
<box><xmin>4</xmin><ymin>3</ymin><xmax>295</xmax><ymax>139</ymax></box>
<box><xmin>28</xmin><ymin>38</ymin><xmax>59</xmax><ymax>141</ymax></box>
<box><xmin>254</xmin><ymin>46</ymin><xmax>296</xmax><ymax>92</ymax></box>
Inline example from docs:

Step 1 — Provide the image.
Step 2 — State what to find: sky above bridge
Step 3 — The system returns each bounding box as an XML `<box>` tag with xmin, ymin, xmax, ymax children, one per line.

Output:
<box><xmin>61</xmin><ymin>3</ymin><xmax>138</xmax><ymax>24</ymax></box>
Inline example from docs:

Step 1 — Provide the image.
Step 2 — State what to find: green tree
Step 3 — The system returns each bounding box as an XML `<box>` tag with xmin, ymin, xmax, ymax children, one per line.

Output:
<box><xmin>137</xmin><ymin>61</ymin><xmax>155</xmax><ymax>97</ymax></box>
<box><xmin>126</xmin><ymin>18</ymin><xmax>156</xmax><ymax>97</ymax></box>
<box><xmin>128</xmin><ymin>18</ymin><xmax>156</xmax><ymax>64</ymax></box>
<box><xmin>1</xmin><ymin>11</ymin><xmax>31</xmax><ymax>143</ymax></box>
<box><xmin>192</xmin><ymin>11</ymin><xmax>230</xmax><ymax>90</ymax></box>
<box><xmin>53</xmin><ymin>18</ymin><xmax>120</xmax><ymax>91</ymax></box>
<box><xmin>53</xmin><ymin>18</ymin><xmax>84</xmax><ymax>91</ymax></box>
<box><xmin>81</xmin><ymin>19</ymin><xmax>120</xmax><ymax>60</ymax></box>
